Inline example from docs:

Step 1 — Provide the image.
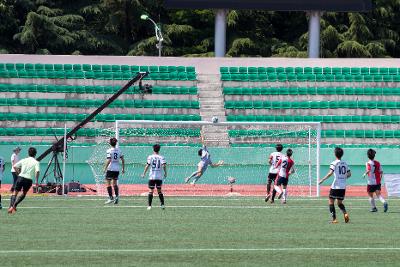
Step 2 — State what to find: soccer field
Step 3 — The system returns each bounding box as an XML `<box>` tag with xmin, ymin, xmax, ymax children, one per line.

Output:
<box><xmin>1</xmin><ymin>196</ymin><xmax>400</xmax><ymax>267</ymax></box>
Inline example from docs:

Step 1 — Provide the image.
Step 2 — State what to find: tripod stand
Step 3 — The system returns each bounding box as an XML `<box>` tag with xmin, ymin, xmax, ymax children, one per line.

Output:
<box><xmin>35</xmin><ymin>150</ymin><xmax>65</xmax><ymax>194</ymax></box>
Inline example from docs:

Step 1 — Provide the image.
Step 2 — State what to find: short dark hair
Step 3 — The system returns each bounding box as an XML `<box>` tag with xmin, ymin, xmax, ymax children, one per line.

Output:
<box><xmin>153</xmin><ymin>144</ymin><xmax>161</xmax><ymax>152</ymax></box>
<box><xmin>109</xmin><ymin>137</ymin><xmax>118</xmax><ymax>147</ymax></box>
<box><xmin>334</xmin><ymin>147</ymin><xmax>344</xmax><ymax>159</ymax></box>
<box><xmin>286</xmin><ymin>148</ymin><xmax>293</xmax><ymax>157</ymax></box>
<box><xmin>28</xmin><ymin>147</ymin><xmax>37</xmax><ymax>157</ymax></box>
<box><xmin>198</xmin><ymin>149</ymin><xmax>203</xmax><ymax>156</ymax></box>
<box><xmin>367</xmin><ymin>149</ymin><xmax>376</xmax><ymax>160</ymax></box>
<box><xmin>276</xmin><ymin>144</ymin><xmax>283</xmax><ymax>152</ymax></box>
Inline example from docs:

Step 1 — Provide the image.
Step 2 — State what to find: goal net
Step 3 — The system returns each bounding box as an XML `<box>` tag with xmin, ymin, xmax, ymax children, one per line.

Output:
<box><xmin>87</xmin><ymin>120</ymin><xmax>321</xmax><ymax>197</ymax></box>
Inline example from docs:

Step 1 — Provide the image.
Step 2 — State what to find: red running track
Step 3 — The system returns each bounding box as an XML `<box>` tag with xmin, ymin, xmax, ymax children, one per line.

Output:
<box><xmin>0</xmin><ymin>184</ymin><xmax>386</xmax><ymax>197</ymax></box>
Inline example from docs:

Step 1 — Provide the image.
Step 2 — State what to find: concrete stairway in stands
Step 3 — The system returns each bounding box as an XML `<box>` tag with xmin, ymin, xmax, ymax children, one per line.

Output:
<box><xmin>197</xmin><ymin>74</ymin><xmax>230</xmax><ymax>147</ymax></box>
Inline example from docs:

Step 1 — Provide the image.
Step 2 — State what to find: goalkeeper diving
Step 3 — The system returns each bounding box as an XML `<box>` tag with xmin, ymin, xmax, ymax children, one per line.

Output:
<box><xmin>184</xmin><ymin>130</ymin><xmax>224</xmax><ymax>184</ymax></box>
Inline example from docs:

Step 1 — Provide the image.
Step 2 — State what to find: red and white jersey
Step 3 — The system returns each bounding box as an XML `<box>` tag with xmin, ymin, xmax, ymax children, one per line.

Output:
<box><xmin>269</xmin><ymin>152</ymin><xmax>283</xmax><ymax>174</ymax></box>
<box><xmin>275</xmin><ymin>156</ymin><xmax>295</xmax><ymax>179</ymax></box>
<box><xmin>366</xmin><ymin>160</ymin><xmax>383</xmax><ymax>185</ymax></box>
<box><xmin>330</xmin><ymin>160</ymin><xmax>350</xmax><ymax>189</ymax></box>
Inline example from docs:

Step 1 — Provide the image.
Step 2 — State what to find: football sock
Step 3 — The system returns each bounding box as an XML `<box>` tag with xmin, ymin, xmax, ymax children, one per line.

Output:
<box><xmin>158</xmin><ymin>193</ymin><xmax>165</xmax><ymax>205</ymax></box>
<box><xmin>148</xmin><ymin>193</ymin><xmax>153</xmax><ymax>206</ymax></box>
<box><xmin>14</xmin><ymin>194</ymin><xmax>26</xmax><ymax>208</ymax></box>
<box><xmin>329</xmin><ymin>204</ymin><xmax>336</xmax><ymax>220</ymax></box>
<box><xmin>266</xmin><ymin>183</ymin><xmax>271</xmax><ymax>194</ymax></box>
<box><xmin>9</xmin><ymin>195</ymin><xmax>16</xmax><ymax>208</ymax></box>
<box><xmin>106</xmin><ymin>186</ymin><xmax>113</xmax><ymax>199</ymax></box>
<box><xmin>274</xmin><ymin>185</ymin><xmax>282</xmax><ymax>194</ymax></box>
<box><xmin>378</xmin><ymin>195</ymin><xmax>386</xmax><ymax>204</ymax></box>
<box><xmin>113</xmin><ymin>185</ymin><xmax>119</xmax><ymax>197</ymax></box>
<box><xmin>369</xmin><ymin>197</ymin><xmax>376</xmax><ymax>208</ymax></box>
<box><xmin>282</xmin><ymin>189</ymin><xmax>287</xmax><ymax>201</ymax></box>
<box><xmin>271</xmin><ymin>189</ymin><xmax>276</xmax><ymax>201</ymax></box>
<box><xmin>0</xmin><ymin>194</ymin><xmax>2</xmax><ymax>203</ymax></box>
<box><xmin>338</xmin><ymin>203</ymin><xmax>346</xmax><ymax>213</ymax></box>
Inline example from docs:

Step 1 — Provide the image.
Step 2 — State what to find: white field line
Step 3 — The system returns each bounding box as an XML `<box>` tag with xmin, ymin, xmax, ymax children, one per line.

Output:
<box><xmin>16</xmin><ymin>205</ymin><xmax>376</xmax><ymax>210</ymax></box>
<box><xmin>0</xmin><ymin>247</ymin><xmax>399</xmax><ymax>254</ymax></box>
<box><xmin>9</xmin><ymin>197</ymin><xmax>400</xmax><ymax>202</ymax></box>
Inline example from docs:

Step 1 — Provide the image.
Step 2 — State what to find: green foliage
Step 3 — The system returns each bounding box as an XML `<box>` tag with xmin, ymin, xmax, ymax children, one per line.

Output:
<box><xmin>0</xmin><ymin>0</ymin><xmax>400</xmax><ymax>57</ymax></box>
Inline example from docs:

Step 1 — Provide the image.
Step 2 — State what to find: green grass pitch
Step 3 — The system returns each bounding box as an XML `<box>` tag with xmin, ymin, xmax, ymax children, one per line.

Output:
<box><xmin>0</xmin><ymin>196</ymin><xmax>399</xmax><ymax>267</ymax></box>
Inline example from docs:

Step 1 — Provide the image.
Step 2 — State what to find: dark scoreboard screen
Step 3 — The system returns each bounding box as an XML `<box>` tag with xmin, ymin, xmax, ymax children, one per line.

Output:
<box><xmin>164</xmin><ymin>0</ymin><xmax>372</xmax><ymax>12</ymax></box>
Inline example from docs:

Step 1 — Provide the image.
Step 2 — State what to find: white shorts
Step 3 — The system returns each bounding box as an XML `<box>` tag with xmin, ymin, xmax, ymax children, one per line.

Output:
<box><xmin>198</xmin><ymin>160</ymin><xmax>211</xmax><ymax>173</ymax></box>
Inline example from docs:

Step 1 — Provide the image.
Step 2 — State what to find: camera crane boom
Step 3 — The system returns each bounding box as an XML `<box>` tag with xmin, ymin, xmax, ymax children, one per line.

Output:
<box><xmin>35</xmin><ymin>72</ymin><xmax>149</xmax><ymax>192</ymax></box>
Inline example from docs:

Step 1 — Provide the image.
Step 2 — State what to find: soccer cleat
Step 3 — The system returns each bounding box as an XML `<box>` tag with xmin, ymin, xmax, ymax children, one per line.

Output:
<box><xmin>383</xmin><ymin>202</ymin><xmax>388</xmax><ymax>213</ymax></box>
<box><xmin>8</xmin><ymin>207</ymin><xmax>16</xmax><ymax>214</ymax></box>
<box><xmin>104</xmin><ymin>198</ymin><xmax>114</xmax><ymax>204</ymax></box>
<box><xmin>0</xmin><ymin>203</ymin><xmax>2</xmax><ymax>210</ymax></box>
<box><xmin>270</xmin><ymin>199</ymin><xmax>274</xmax><ymax>204</ymax></box>
<box><xmin>147</xmin><ymin>206</ymin><xmax>152</xmax><ymax>210</ymax></box>
<box><xmin>330</xmin><ymin>219</ymin><xmax>339</xmax><ymax>224</ymax></box>
<box><xmin>277</xmin><ymin>192</ymin><xmax>283</xmax><ymax>199</ymax></box>
<box><xmin>184</xmin><ymin>177</ymin><xmax>190</xmax><ymax>183</ymax></box>
<box><xmin>282</xmin><ymin>200</ymin><xmax>287</xmax><ymax>204</ymax></box>
<box><xmin>370</xmin><ymin>207</ymin><xmax>378</xmax><ymax>212</ymax></box>
<box><xmin>344</xmin><ymin>213</ymin><xmax>350</xmax><ymax>223</ymax></box>
<box><xmin>265</xmin><ymin>194</ymin><xmax>271</xmax><ymax>202</ymax></box>
<box><xmin>161</xmin><ymin>205</ymin><xmax>165</xmax><ymax>210</ymax></box>
<box><xmin>113</xmin><ymin>197</ymin><xmax>119</xmax><ymax>205</ymax></box>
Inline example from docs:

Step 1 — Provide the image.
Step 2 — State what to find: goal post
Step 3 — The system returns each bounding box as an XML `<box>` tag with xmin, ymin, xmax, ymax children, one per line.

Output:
<box><xmin>89</xmin><ymin>120</ymin><xmax>321</xmax><ymax>197</ymax></box>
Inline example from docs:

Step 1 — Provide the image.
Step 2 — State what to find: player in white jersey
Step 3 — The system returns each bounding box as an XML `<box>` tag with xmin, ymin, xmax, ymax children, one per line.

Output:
<box><xmin>184</xmin><ymin>134</ymin><xmax>223</xmax><ymax>185</ymax></box>
<box><xmin>10</xmin><ymin>146</ymin><xmax>21</xmax><ymax>193</ymax></box>
<box><xmin>103</xmin><ymin>138</ymin><xmax>124</xmax><ymax>204</ymax></box>
<box><xmin>0</xmin><ymin>155</ymin><xmax>5</xmax><ymax>209</ymax></box>
<box><xmin>363</xmin><ymin>149</ymin><xmax>388</xmax><ymax>212</ymax></box>
<box><xmin>265</xmin><ymin>144</ymin><xmax>283</xmax><ymax>202</ymax></box>
<box><xmin>271</xmin><ymin>149</ymin><xmax>295</xmax><ymax>204</ymax></box>
<box><xmin>319</xmin><ymin>147</ymin><xmax>351</xmax><ymax>224</ymax></box>
<box><xmin>141</xmin><ymin>144</ymin><xmax>167</xmax><ymax>210</ymax></box>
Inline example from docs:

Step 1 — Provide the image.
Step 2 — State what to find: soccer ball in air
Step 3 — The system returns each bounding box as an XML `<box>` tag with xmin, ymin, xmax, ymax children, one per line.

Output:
<box><xmin>212</xmin><ymin>116</ymin><xmax>218</xmax><ymax>123</ymax></box>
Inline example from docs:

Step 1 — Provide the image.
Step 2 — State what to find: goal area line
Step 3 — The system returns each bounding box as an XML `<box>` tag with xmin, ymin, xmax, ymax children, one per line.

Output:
<box><xmin>0</xmin><ymin>247</ymin><xmax>399</xmax><ymax>254</ymax></box>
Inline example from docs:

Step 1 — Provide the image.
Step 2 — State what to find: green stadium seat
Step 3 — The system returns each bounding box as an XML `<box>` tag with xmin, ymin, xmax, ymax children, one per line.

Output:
<box><xmin>266</xmin><ymin>67</ymin><xmax>275</xmax><ymax>74</ymax></box>
<box><xmin>379</xmin><ymin>68</ymin><xmax>389</xmax><ymax>75</ymax></box>
<box><xmin>351</xmin><ymin>67</ymin><xmax>360</xmax><ymax>75</ymax></box>
<box><xmin>82</xmin><ymin>64</ymin><xmax>92</xmax><ymax>71</ymax></box>
<box><xmin>112</xmin><ymin>65</ymin><xmax>121</xmax><ymax>72</ymax></box>
<box><xmin>64</xmin><ymin>64</ymin><xmax>72</xmax><ymax>71</ymax></box>
<box><xmin>73</xmin><ymin>64</ymin><xmax>82</xmax><ymax>71</ymax></box>
<box><xmin>389</xmin><ymin>68</ymin><xmax>397</xmax><ymax>75</ymax></box>
<box><xmin>294</xmin><ymin>67</ymin><xmax>303</xmax><ymax>74</ymax></box>
<box><xmin>248</xmin><ymin>67</ymin><xmax>257</xmax><ymax>74</ymax></box>
<box><xmin>186</xmin><ymin>66</ymin><xmax>195</xmax><ymax>73</ymax></box>
<box><xmin>229</xmin><ymin>67</ymin><xmax>239</xmax><ymax>74</ymax></box>
<box><xmin>332</xmin><ymin>67</ymin><xmax>341</xmax><ymax>75</ymax></box>
<box><xmin>239</xmin><ymin>67</ymin><xmax>247</xmax><ymax>73</ymax></box>
<box><xmin>5</xmin><ymin>63</ymin><xmax>15</xmax><ymax>70</ymax></box>
<box><xmin>102</xmin><ymin>65</ymin><xmax>112</xmax><ymax>72</ymax></box>
<box><xmin>220</xmin><ymin>67</ymin><xmax>229</xmax><ymax>74</ymax></box>
<box><xmin>257</xmin><ymin>67</ymin><xmax>266</xmax><ymax>73</ymax></box>
<box><xmin>341</xmin><ymin>67</ymin><xmax>350</xmax><ymax>75</ymax></box>
<box><xmin>323</xmin><ymin>67</ymin><xmax>332</xmax><ymax>74</ymax></box>
<box><xmin>177</xmin><ymin>66</ymin><xmax>186</xmax><ymax>72</ymax></box>
<box><xmin>370</xmin><ymin>68</ymin><xmax>379</xmax><ymax>75</ymax></box>
<box><xmin>360</xmin><ymin>67</ymin><xmax>369</xmax><ymax>75</ymax></box>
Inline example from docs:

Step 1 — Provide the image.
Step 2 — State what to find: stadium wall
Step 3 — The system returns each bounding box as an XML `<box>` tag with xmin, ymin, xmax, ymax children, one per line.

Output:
<box><xmin>0</xmin><ymin>144</ymin><xmax>398</xmax><ymax>186</ymax></box>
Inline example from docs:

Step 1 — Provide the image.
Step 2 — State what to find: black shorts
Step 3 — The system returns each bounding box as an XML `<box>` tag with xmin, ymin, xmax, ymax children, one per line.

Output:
<box><xmin>105</xmin><ymin>171</ymin><xmax>119</xmax><ymax>180</ymax></box>
<box><xmin>15</xmin><ymin>177</ymin><xmax>33</xmax><ymax>193</ymax></box>
<box><xmin>367</xmin><ymin>184</ymin><xmax>381</xmax><ymax>193</ymax></box>
<box><xmin>276</xmin><ymin>176</ymin><xmax>288</xmax><ymax>186</ymax></box>
<box><xmin>268</xmin><ymin>173</ymin><xmax>278</xmax><ymax>184</ymax></box>
<box><xmin>148</xmin><ymin>180</ymin><xmax>163</xmax><ymax>189</ymax></box>
<box><xmin>329</xmin><ymin>189</ymin><xmax>346</xmax><ymax>200</ymax></box>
